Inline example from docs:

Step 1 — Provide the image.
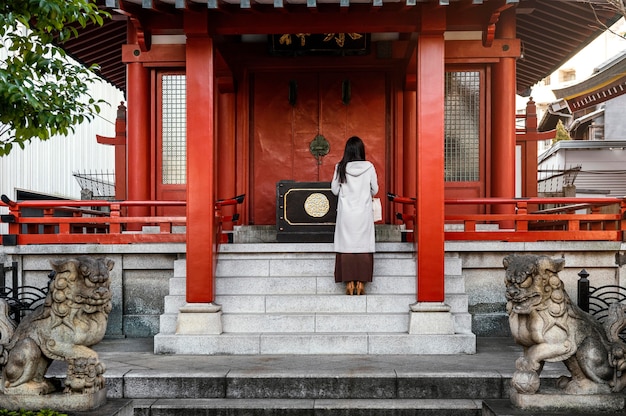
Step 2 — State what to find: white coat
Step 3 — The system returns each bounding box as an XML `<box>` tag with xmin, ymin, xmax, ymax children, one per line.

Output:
<box><xmin>331</xmin><ymin>161</ymin><xmax>379</xmax><ymax>253</ymax></box>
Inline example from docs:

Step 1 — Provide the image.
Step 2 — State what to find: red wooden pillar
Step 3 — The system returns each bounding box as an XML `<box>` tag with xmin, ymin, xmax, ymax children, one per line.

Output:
<box><xmin>491</xmin><ymin>8</ymin><xmax>516</xmax><ymax>210</ymax></box>
<box><xmin>97</xmin><ymin>102</ymin><xmax>127</xmax><ymax>201</ymax></box>
<box><xmin>523</xmin><ymin>98</ymin><xmax>538</xmax><ymax>198</ymax></box>
<box><xmin>415</xmin><ymin>8</ymin><xmax>446</xmax><ymax>303</ymax></box>
<box><xmin>217</xmin><ymin>77</ymin><xmax>237</xmax><ymax>231</ymax></box>
<box><xmin>185</xmin><ymin>17</ymin><xmax>216</xmax><ymax>303</ymax></box>
<box><xmin>403</xmin><ymin>88</ymin><xmax>416</xmax><ymax>237</ymax></box>
<box><xmin>126</xmin><ymin>26</ymin><xmax>151</xmax><ymax>222</ymax></box>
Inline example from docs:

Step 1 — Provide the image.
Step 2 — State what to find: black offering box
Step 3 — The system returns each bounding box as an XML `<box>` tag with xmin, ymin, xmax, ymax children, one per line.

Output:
<box><xmin>276</xmin><ymin>181</ymin><xmax>338</xmax><ymax>242</ymax></box>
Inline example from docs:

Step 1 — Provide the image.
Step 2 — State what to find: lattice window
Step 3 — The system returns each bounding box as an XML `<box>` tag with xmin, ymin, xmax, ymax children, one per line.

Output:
<box><xmin>162</xmin><ymin>75</ymin><xmax>187</xmax><ymax>185</ymax></box>
<box><xmin>444</xmin><ymin>71</ymin><xmax>480</xmax><ymax>182</ymax></box>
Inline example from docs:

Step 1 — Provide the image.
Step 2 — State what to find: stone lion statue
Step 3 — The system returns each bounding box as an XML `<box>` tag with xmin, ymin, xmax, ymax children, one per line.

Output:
<box><xmin>0</xmin><ymin>257</ymin><xmax>113</xmax><ymax>395</ymax></box>
<box><xmin>503</xmin><ymin>253</ymin><xmax>626</xmax><ymax>395</ymax></box>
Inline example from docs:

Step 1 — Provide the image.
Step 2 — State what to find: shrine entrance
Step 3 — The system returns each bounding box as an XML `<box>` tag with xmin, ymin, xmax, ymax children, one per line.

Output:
<box><xmin>250</xmin><ymin>71</ymin><xmax>388</xmax><ymax>225</ymax></box>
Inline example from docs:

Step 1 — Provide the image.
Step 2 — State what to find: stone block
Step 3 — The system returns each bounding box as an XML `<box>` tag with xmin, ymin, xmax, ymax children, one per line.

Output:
<box><xmin>365</xmin><ymin>295</ymin><xmax>416</xmax><ymax>313</ymax></box>
<box><xmin>222</xmin><ymin>313</ymin><xmax>315</xmax><ymax>333</ymax></box>
<box><xmin>260</xmin><ymin>334</ymin><xmax>369</xmax><ymax>354</ymax></box>
<box><xmin>265</xmin><ymin>295</ymin><xmax>366</xmax><ymax>314</ymax></box>
<box><xmin>445</xmin><ymin>293</ymin><xmax>469</xmax><ymax>313</ymax></box>
<box><xmin>173</xmin><ymin>259</ymin><xmax>186</xmax><ymax>277</ymax></box>
<box><xmin>164</xmin><ymin>294</ymin><xmax>186</xmax><ymax>313</ymax></box>
<box><xmin>368</xmin><ymin>334</ymin><xmax>476</xmax><ymax>354</ymax></box>
<box><xmin>0</xmin><ymin>389</ymin><xmax>107</xmax><ymax>412</ymax></box>
<box><xmin>216</xmin><ymin>258</ymin><xmax>270</xmax><ymax>277</ymax></box>
<box><xmin>364</xmin><ymin>276</ymin><xmax>416</xmax><ymax>294</ymax></box>
<box><xmin>409</xmin><ymin>311</ymin><xmax>454</xmax><ymax>335</ymax></box>
<box><xmin>168</xmin><ymin>277</ymin><xmax>186</xmax><ymax>295</ymax></box>
<box><xmin>123</xmin><ymin>254</ymin><xmax>175</xmax><ymax>270</ymax></box>
<box><xmin>123</xmin><ymin>372</ymin><xmax>226</xmax><ymax>399</ymax></box>
<box><xmin>445</xmin><ymin>275</ymin><xmax>466</xmax><ymax>293</ymax></box>
<box><xmin>397</xmin><ymin>374</ymin><xmax>503</xmax><ymax>399</ymax></box>
<box><xmin>226</xmin><ymin>375</ymin><xmax>397</xmax><ymax>399</ymax></box>
<box><xmin>374</xmin><ymin>258</ymin><xmax>416</xmax><ymax>277</ymax></box>
<box><xmin>510</xmin><ymin>387</ymin><xmax>625</xmax><ymax>412</ymax></box>
<box><xmin>445</xmin><ymin>256</ymin><xmax>463</xmax><ymax>276</ymax></box>
<box><xmin>153</xmin><ymin>334</ymin><xmax>261</xmax><ymax>354</ymax></box>
<box><xmin>472</xmin><ymin>312</ymin><xmax>511</xmax><ymax>337</ymax></box>
<box><xmin>176</xmin><ymin>304</ymin><xmax>223</xmax><ymax>335</ymax></box>
<box><xmin>215</xmin><ymin>295</ymin><xmax>267</xmax><ymax>313</ymax></box>
<box><xmin>123</xmin><ymin>315</ymin><xmax>160</xmax><ymax>337</ymax></box>
<box><xmin>315</xmin><ymin>313</ymin><xmax>408</xmax><ymax>333</ymax></box>
<box><xmin>453</xmin><ymin>312</ymin><xmax>474</xmax><ymax>334</ymax></box>
<box><xmin>269</xmin><ymin>257</ymin><xmax>334</xmax><ymax>277</ymax></box>
<box><xmin>216</xmin><ymin>276</ymin><xmax>316</xmax><ymax>295</ymax></box>
<box><xmin>158</xmin><ymin>313</ymin><xmax>178</xmax><ymax>334</ymax></box>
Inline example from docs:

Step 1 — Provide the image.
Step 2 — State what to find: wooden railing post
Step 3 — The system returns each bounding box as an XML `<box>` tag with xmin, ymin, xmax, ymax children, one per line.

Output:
<box><xmin>621</xmin><ymin>198</ymin><xmax>626</xmax><ymax>241</ymax></box>
<box><xmin>110</xmin><ymin>204</ymin><xmax>121</xmax><ymax>234</ymax></box>
<box><xmin>516</xmin><ymin>201</ymin><xmax>528</xmax><ymax>232</ymax></box>
<box><xmin>577</xmin><ymin>269</ymin><xmax>590</xmax><ymax>312</ymax></box>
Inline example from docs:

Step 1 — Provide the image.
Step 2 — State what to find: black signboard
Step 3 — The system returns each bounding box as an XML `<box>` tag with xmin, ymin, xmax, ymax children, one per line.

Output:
<box><xmin>269</xmin><ymin>33</ymin><xmax>370</xmax><ymax>56</ymax></box>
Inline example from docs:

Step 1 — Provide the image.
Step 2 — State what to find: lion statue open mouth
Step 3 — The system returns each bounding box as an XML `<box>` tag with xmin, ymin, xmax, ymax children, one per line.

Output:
<box><xmin>503</xmin><ymin>254</ymin><xmax>626</xmax><ymax>395</ymax></box>
<box><xmin>0</xmin><ymin>257</ymin><xmax>113</xmax><ymax>395</ymax></box>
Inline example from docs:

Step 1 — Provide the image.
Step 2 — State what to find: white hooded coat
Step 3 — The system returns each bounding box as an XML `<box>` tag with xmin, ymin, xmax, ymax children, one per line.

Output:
<box><xmin>331</xmin><ymin>161</ymin><xmax>379</xmax><ymax>253</ymax></box>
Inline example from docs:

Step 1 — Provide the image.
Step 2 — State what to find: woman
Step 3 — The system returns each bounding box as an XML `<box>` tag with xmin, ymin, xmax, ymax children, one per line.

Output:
<box><xmin>331</xmin><ymin>136</ymin><xmax>379</xmax><ymax>295</ymax></box>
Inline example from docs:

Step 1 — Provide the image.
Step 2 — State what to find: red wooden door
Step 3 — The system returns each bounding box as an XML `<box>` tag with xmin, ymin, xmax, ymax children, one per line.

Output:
<box><xmin>251</xmin><ymin>71</ymin><xmax>387</xmax><ymax>225</ymax></box>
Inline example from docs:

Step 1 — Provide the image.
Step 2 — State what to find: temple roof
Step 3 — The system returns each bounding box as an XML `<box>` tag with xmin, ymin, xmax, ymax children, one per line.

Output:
<box><xmin>552</xmin><ymin>49</ymin><xmax>626</xmax><ymax>111</ymax></box>
<box><xmin>63</xmin><ymin>0</ymin><xmax>620</xmax><ymax>95</ymax></box>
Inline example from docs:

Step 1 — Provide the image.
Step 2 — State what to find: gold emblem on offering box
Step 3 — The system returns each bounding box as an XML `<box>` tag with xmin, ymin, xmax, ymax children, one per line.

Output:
<box><xmin>304</xmin><ymin>193</ymin><xmax>330</xmax><ymax>218</ymax></box>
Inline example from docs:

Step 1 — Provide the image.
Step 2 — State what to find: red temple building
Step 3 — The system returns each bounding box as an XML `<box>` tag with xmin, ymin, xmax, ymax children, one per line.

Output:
<box><xmin>2</xmin><ymin>0</ymin><xmax>625</xmax><ymax>354</ymax></box>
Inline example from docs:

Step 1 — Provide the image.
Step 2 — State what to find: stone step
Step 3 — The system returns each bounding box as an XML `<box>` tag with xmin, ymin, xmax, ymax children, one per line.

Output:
<box><xmin>217</xmin><ymin>293</ymin><xmax>468</xmax><ymax>314</ymax></box>
<box><xmin>214</xmin><ymin>274</ymin><xmax>463</xmax><ymax>296</ymax></box>
<box><xmin>133</xmin><ymin>398</ymin><xmax>483</xmax><ymax>416</ymax></box>
<box><xmin>157</xmin><ymin>244</ymin><xmax>474</xmax><ymax>353</ymax></box>
<box><xmin>120</xmin><ymin>368</ymin><xmax>501</xmax><ymax>400</ymax></box>
<box><xmin>222</xmin><ymin>313</ymin><xmax>409</xmax><ymax>333</ymax></box>
<box><xmin>154</xmin><ymin>333</ymin><xmax>476</xmax><ymax>354</ymax></box>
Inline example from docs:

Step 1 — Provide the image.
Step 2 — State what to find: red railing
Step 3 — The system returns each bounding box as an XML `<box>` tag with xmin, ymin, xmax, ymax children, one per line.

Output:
<box><xmin>2</xmin><ymin>195</ymin><xmax>625</xmax><ymax>245</ymax></box>
<box><xmin>0</xmin><ymin>194</ymin><xmax>244</xmax><ymax>245</ymax></box>
<box><xmin>389</xmin><ymin>195</ymin><xmax>626</xmax><ymax>242</ymax></box>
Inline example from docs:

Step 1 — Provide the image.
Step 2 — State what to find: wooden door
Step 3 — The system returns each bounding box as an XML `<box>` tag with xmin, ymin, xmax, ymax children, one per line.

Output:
<box><xmin>444</xmin><ymin>68</ymin><xmax>486</xmax><ymax>215</ymax></box>
<box><xmin>156</xmin><ymin>72</ymin><xmax>187</xmax><ymax>216</ymax></box>
<box><xmin>251</xmin><ymin>71</ymin><xmax>387</xmax><ymax>225</ymax></box>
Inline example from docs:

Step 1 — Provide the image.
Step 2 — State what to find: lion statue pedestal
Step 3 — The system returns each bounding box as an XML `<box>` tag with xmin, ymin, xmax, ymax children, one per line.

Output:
<box><xmin>0</xmin><ymin>257</ymin><xmax>114</xmax><ymax>412</ymax></box>
<box><xmin>502</xmin><ymin>254</ymin><xmax>626</xmax><ymax>413</ymax></box>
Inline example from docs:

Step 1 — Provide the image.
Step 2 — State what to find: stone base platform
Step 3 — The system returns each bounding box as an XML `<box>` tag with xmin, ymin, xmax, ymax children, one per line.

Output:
<box><xmin>0</xmin><ymin>388</ymin><xmax>107</xmax><ymax>412</ymax></box>
<box><xmin>509</xmin><ymin>387</ymin><xmax>625</xmax><ymax>412</ymax></box>
<box><xmin>67</xmin><ymin>399</ymin><xmax>134</xmax><ymax>416</ymax></box>
<box><xmin>484</xmin><ymin>388</ymin><xmax>626</xmax><ymax>415</ymax></box>
<box><xmin>154</xmin><ymin>332</ymin><xmax>477</xmax><ymax>355</ymax></box>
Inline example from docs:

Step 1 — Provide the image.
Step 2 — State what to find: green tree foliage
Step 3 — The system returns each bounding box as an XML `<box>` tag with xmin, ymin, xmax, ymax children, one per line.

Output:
<box><xmin>552</xmin><ymin>119</ymin><xmax>571</xmax><ymax>144</ymax></box>
<box><xmin>0</xmin><ymin>0</ymin><xmax>110</xmax><ymax>156</ymax></box>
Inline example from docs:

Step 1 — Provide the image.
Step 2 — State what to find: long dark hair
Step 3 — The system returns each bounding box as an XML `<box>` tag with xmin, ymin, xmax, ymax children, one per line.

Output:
<box><xmin>337</xmin><ymin>136</ymin><xmax>366</xmax><ymax>183</ymax></box>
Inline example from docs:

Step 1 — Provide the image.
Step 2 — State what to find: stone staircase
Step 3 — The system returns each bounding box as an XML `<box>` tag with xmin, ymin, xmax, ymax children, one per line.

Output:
<box><xmin>154</xmin><ymin>242</ymin><xmax>475</xmax><ymax>355</ymax></box>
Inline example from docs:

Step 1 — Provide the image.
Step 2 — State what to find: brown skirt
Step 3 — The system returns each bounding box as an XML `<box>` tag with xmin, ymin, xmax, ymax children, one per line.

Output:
<box><xmin>334</xmin><ymin>253</ymin><xmax>373</xmax><ymax>283</ymax></box>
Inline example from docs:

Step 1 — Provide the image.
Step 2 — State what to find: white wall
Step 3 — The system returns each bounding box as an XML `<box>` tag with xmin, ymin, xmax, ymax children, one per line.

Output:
<box><xmin>605</xmin><ymin>94</ymin><xmax>626</xmax><ymax>140</ymax></box>
<box><xmin>0</xmin><ymin>79</ymin><xmax>125</xmax><ymax>234</ymax></box>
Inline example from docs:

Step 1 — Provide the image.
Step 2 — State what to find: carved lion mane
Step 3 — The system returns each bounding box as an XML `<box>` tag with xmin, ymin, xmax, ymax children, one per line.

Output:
<box><xmin>0</xmin><ymin>256</ymin><xmax>114</xmax><ymax>395</ymax></box>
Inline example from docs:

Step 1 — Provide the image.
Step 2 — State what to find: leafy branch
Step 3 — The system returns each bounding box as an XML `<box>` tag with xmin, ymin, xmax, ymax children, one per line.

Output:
<box><xmin>0</xmin><ymin>0</ymin><xmax>111</xmax><ymax>156</ymax></box>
